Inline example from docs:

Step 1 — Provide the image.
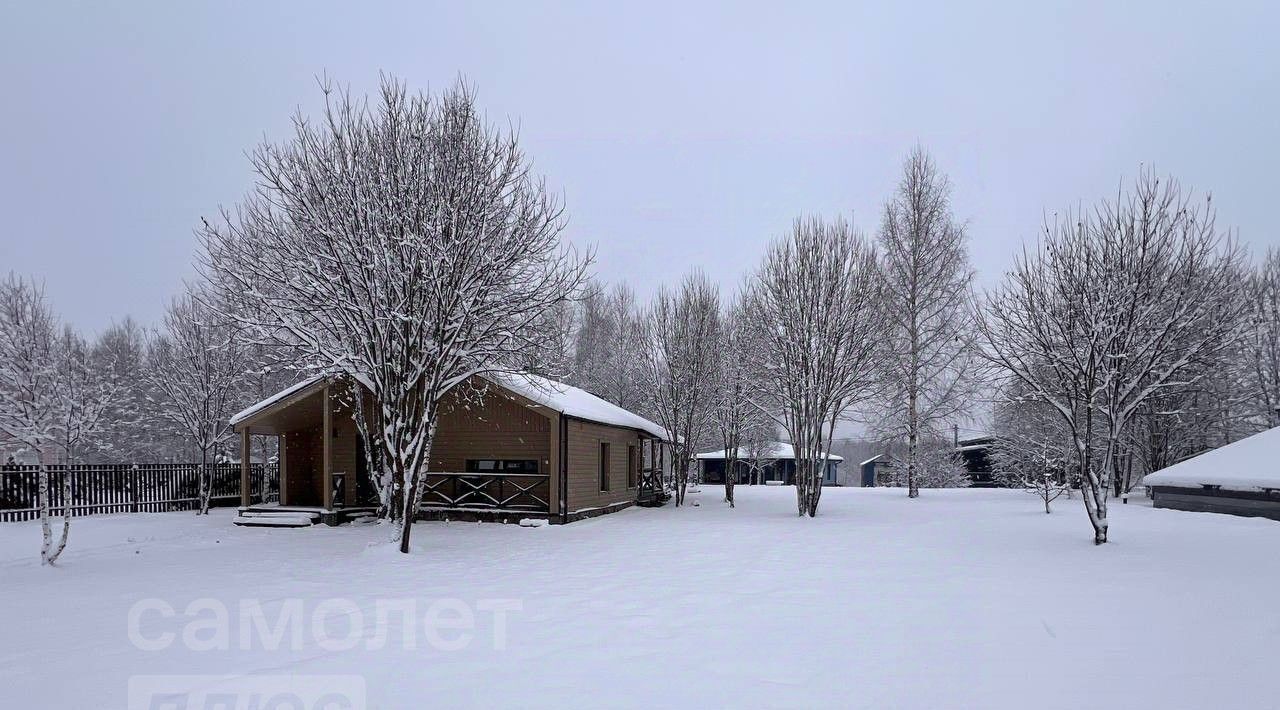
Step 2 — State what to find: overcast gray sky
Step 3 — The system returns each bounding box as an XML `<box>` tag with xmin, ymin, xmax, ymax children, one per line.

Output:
<box><xmin>2</xmin><ymin>1</ymin><xmax>1277</xmax><ymax>334</ymax></box>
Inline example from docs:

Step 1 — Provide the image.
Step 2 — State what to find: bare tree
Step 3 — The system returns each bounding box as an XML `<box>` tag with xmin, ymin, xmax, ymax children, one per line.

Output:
<box><xmin>1246</xmin><ymin>248</ymin><xmax>1280</xmax><ymax>428</ymax></box>
<box><xmin>740</xmin><ymin>421</ymin><xmax>779</xmax><ymax>485</ymax></box>
<box><xmin>0</xmin><ymin>275</ymin><xmax>69</xmax><ymax>564</ymax></box>
<box><xmin>85</xmin><ymin>318</ymin><xmax>148</xmax><ymax>462</ymax></box>
<box><xmin>991</xmin><ymin>383</ymin><xmax>1073</xmax><ymax>512</ymax></box>
<box><xmin>199</xmin><ymin>77</ymin><xmax>589</xmax><ymax>552</ymax></box>
<box><xmin>572</xmin><ymin>282</ymin><xmax>646</xmax><ymax>410</ymax></box>
<box><xmin>743</xmin><ymin>216</ymin><xmax>882</xmax><ymax>516</ymax></box>
<box><xmin>874</xmin><ymin>147</ymin><xmax>980</xmax><ymax>498</ymax></box>
<box><xmin>145</xmin><ymin>291</ymin><xmax>248</xmax><ymax>514</ymax></box>
<box><xmin>979</xmin><ymin>170</ymin><xmax>1249</xmax><ymax>543</ymax></box>
<box><xmin>711</xmin><ymin>297</ymin><xmax>764</xmax><ymax>507</ymax></box>
<box><xmin>642</xmin><ymin>271</ymin><xmax>720</xmax><ymax>506</ymax></box>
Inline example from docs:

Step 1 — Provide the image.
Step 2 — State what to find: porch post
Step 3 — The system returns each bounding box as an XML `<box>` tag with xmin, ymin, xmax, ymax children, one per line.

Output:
<box><xmin>322</xmin><ymin>383</ymin><xmax>333</xmax><ymax>510</ymax></box>
<box><xmin>278</xmin><ymin>433</ymin><xmax>287</xmax><ymax>505</ymax></box>
<box><xmin>547</xmin><ymin>412</ymin><xmax>560</xmax><ymax>515</ymax></box>
<box><xmin>239</xmin><ymin>427</ymin><xmax>250</xmax><ymax>507</ymax></box>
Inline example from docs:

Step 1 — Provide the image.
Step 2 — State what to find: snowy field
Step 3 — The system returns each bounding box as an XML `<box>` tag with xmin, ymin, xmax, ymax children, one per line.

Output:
<box><xmin>2</xmin><ymin>486</ymin><xmax>1279</xmax><ymax>709</ymax></box>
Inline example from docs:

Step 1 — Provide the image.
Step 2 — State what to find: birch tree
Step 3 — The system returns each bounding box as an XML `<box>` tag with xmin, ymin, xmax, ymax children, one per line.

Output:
<box><xmin>979</xmin><ymin>170</ymin><xmax>1249</xmax><ymax>543</ymax></box>
<box><xmin>0</xmin><ymin>275</ymin><xmax>69</xmax><ymax>564</ymax></box>
<box><xmin>744</xmin><ymin>216</ymin><xmax>882</xmax><ymax>517</ymax></box>
<box><xmin>199</xmin><ymin>76</ymin><xmax>589</xmax><ymax>552</ymax></box>
<box><xmin>875</xmin><ymin>147</ymin><xmax>980</xmax><ymax>498</ymax></box>
<box><xmin>642</xmin><ymin>272</ymin><xmax>720</xmax><ymax>506</ymax></box>
<box><xmin>146</xmin><ymin>291</ymin><xmax>248</xmax><ymax>514</ymax></box>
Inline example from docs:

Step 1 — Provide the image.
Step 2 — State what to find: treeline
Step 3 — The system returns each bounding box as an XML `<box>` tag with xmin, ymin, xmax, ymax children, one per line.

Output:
<box><xmin>4</xmin><ymin>74</ymin><xmax>1277</xmax><ymax>555</ymax></box>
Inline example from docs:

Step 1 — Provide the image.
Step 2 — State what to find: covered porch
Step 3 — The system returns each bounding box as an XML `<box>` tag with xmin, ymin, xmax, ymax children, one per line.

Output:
<box><xmin>232</xmin><ymin>376</ymin><xmax>374</xmax><ymax>523</ymax></box>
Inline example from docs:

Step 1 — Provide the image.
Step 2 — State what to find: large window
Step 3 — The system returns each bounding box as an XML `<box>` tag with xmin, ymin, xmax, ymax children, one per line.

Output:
<box><xmin>465</xmin><ymin>459</ymin><xmax>539</xmax><ymax>474</ymax></box>
<box><xmin>599</xmin><ymin>442</ymin><xmax>611</xmax><ymax>492</ymax></box>
<box><xmin>627</xmin><ymin>445</ymin><xmax>638</xmax><ymax>489</ymax></box>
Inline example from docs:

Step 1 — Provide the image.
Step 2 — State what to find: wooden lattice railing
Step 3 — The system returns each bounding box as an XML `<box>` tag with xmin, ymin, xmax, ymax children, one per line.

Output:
<box><xmin>419</xmin><ymin>472</ymin><xmax>551</xmax><ymax>513</ymax></box>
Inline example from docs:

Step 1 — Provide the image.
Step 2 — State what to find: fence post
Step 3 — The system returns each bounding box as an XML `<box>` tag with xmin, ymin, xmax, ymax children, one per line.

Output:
<box><xmin>130</xmin><ymin>465</ymin><xmax>139</xmax><ymax>513</ymax></box>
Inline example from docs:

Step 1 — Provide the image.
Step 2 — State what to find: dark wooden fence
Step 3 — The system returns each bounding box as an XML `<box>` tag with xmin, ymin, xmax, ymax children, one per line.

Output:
<box><xmin>0</xmin><ymin>463</ymin><xmax>279</xmax><ymax>522</ymax></box>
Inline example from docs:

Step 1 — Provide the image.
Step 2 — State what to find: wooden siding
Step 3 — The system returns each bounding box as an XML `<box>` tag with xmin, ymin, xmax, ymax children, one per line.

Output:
<box><xmin>429</xmin><ymin>387</ymin><xmax>553</xmax><ymax>474</ymax></box>
<box><xmin>566</xmin><ymin>418</ymin><xmax>641</xmax><ymax>513</ymax></box>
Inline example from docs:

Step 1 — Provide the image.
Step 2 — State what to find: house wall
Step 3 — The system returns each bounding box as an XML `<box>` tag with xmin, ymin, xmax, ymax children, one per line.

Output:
<box><xmin>429</xmin><ymin>387</ymin><xmax>553</xmax><ymax>474</ymax></box>
<box><xmin>565</xmin><ymin>418</ymin><xmax>641</xmax><ymax>514</ymax></box>
<box><xmin>1152</xmin><ymin>485</ymin><xmax>1280</xmax><ymax>521</ymax></box>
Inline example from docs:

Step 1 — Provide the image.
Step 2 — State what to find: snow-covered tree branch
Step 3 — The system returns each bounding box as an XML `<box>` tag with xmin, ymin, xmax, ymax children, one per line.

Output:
<box><xmin>743</xmin><ymin>216</ymin><xmax>882</xmax><ymax>517</ymax></box>
<box><xmin>978</xmin><ymin>169</ymin><xmax>1250</xmax><ymax>543</ymax></box>
<box><xmin>198</xmin><ymin>76</ymin><xmax>590</xmax><ymax>552</ymax></box>
<box><xmin>641</xmin><ymin>272</ymin><xmax>720</xmax><ymax>506</ymax></box>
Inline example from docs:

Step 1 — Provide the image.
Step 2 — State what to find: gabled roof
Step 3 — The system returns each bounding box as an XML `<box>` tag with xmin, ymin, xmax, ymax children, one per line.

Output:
<box><xmin>231</xmin><ymin>371</ymin><xmax>669</xmax><ymax>441</ymax></box>
<box><xmin>485</xmin><ymin>372</ymin><xmax>667</xmax><ymax>440</ymax></box>
<box><xmin>694</xmin><ymin>441</ymin><xmax>843</xmax><ymax>462</ymax></box>
<box><xmin>859</xmin><ymin>453</ymin><xmax>894</xmax><ymax>466</ymax></box>
<box><xmin>1142</xmin><ymin>425</ymin><xmax>1280</xmax><ymax>491</ymax></box>
<box><xmin>230</xmin><ymin>374</ymin><xmax>326</xmax><ymax>426</ymax></box>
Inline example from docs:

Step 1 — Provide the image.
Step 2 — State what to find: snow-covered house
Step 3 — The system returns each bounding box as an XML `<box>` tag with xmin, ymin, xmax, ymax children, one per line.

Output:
<box><xmin>859</xmin><ymin>453</ymin><xmax>896</xmax><ymax>487</ymax></box>
<box><xmin>694</xmin><ymin>442</ymin><xmax>842</xmax><ymax>486</ymax></box>
<box><xmin>1142</xmin><ymin>425</ymin><xmax>1280</xmax><ymax>522</ymax></box>
<box><xmin>230</xmin><ymin>373</ymin><xmax>668</xmax><ymax>525</ymax></box>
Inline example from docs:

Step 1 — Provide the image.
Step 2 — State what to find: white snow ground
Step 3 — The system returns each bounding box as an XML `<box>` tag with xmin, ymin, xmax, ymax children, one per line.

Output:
<box><xmin>2</xmin><ymin>486</ymin><xmax>1278</xmax><ymax>709</ymax></box>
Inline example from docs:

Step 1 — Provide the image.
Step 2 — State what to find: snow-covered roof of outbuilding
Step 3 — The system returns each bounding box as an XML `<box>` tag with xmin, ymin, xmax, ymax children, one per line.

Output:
<box><xmin>695</xmin><ymin>442</ymin><xmax>843</xmax><ymax>462</ymax></box>
<box><xmin>1142</xmin><ymin>425</ymin><xmax>1280</xmax><ymax>492</ymax></box>
<box><xmin>483</xmin><ymin>372</ymin><xmax>668</xmax><ymax>440</ymax></box>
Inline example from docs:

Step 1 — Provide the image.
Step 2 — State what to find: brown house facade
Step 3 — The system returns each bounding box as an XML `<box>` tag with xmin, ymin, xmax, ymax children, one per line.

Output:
<box><xmin>231</xmin><ymin>373</ymin><xmax>668</xmax><ymax>524</ymax></box>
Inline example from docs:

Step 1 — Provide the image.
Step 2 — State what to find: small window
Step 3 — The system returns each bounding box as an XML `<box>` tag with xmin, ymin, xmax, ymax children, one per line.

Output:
<box><xmin>599</xmin><ymin>442</ymin><xmax>611</xmax><ymax>492</ymax></box>
<box><xmin>466</xmin><ymin>459</ymin><xmax>538</xmax><ymax>474</ymax></box>
<box><xmin>627</xmin><ymin>445</ymin><xmax>637</xmax><ymax>489</ymax></box>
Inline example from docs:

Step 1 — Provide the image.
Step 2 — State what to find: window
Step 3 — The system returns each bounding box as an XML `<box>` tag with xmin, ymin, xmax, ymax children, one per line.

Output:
<box><xmin>599</xmin><ymin>442</ymin><xmax>611</xmax><ymax>492</ymax></box>
<box><xmin>627</xmin><ymin>445</ymin><xmax>637</xmax><ymax>489</ymax></box>
<box><xmin>465</xmin><ymin>459</ymin><xmax>539</xmax><ymax>474</ymax></box>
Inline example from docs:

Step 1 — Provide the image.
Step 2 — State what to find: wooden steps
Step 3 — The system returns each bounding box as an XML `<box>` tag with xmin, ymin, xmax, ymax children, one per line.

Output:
<box><xmin>234</xmin><ymin>504</ymin><xmax>378</xmax><ymax>527</ymax></box>
<box><xmin>233</xmin><ymin>514</ymin><xmax>316</xmax><ymax>528</ymax></box>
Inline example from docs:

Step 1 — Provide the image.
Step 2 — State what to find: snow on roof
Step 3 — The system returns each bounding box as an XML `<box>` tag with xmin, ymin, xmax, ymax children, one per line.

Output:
<box><xmin>232</xmin><ymin>371</ymin><xmax>668</xmax><ymax>440</ymax></box>
<box><xmin>483</xmin><ymin>372</ymin><xmax>668</xmax><ymax>440</ymax></box>
<box><xmin>1142</xmin><ymin>425</ymin><xmax>1280</xmax><ymax>492</ymax></box>
<box><xmin>694</xmin><ymin>441</ymin><xmax>843</xmax><ymax>462</ymax></box>
<box><xmin>230</xmin><ymin>374</ymin><xmax>326</xmax><ymax>425</ymax></box>
<box><xmin>859</xmin><ymin>453</ymin><xmax>893</xmax><ymax>466</ymax></box>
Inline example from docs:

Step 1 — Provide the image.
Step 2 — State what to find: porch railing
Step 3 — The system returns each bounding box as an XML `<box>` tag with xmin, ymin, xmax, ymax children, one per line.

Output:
<box><xmin>419</xmin><ymin>472</ymin><xmax>551</xmax><ymax>513</ymax></box>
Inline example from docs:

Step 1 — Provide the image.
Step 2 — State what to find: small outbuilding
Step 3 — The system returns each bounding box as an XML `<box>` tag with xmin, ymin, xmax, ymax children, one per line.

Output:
<box><xmin>1142</xmin><ymin>425</ymin><xmax>1280</xmax><ymax>522</ymax></box>
<box><xmin>230</xmin><ymin>372</ymin><xmax>669</xmax><ymax>525</ymax></box>
<box><xmin>955</xmin><ymin>436</ymin><xmax>997</xmax><ymax>487</ymax></box>
<box><xmin>694</xmin><ymin>442</ymin><xmax>841</xmax><ymax>486</ymax></box>
<box><xmin>859</xmin><ymin>453</ymin><xmax>897</xmax><ymax>487</ymax></box>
